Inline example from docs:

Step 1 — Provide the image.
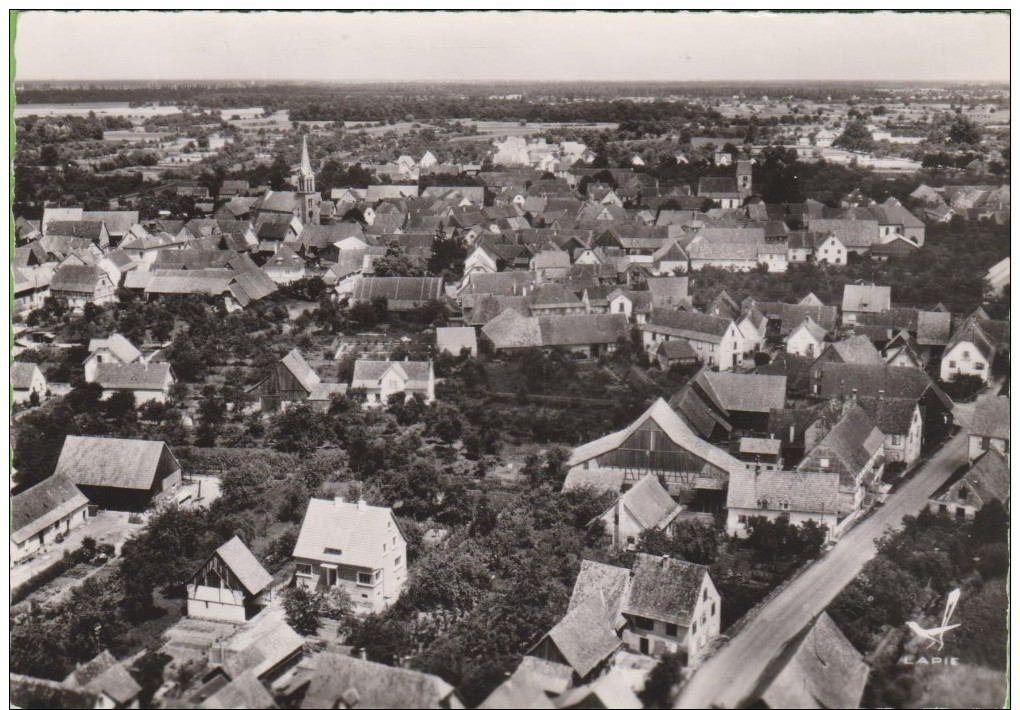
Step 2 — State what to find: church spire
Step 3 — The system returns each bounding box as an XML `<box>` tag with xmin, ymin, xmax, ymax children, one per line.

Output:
<box><xmin>299</xmin><ymin>135</ymin><xmax>313</xmax><ymax>178</ymax></box>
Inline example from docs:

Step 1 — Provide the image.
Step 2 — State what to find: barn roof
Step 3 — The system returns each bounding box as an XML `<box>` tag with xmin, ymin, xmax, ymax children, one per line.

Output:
<box><xmin>11</xmin><ymin>473</ymin><xmax>89</xmax><ymax>544</ymax></box>
<box><xmin>54</xmin><ymin>436</ymin><xmax>177</xmax><ymax>491</ymax></box>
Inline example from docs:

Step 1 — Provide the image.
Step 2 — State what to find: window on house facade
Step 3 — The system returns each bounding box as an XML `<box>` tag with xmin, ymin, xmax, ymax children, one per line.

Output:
<box><xmin>956</xmin><ymin>507</ymin><xmax>966</xmax><ymax>519</ymax></box>
<box><xmin>962</xmin><ymin>350</ymin><xmax>970</xmax><ymax>360</ymax></box>
<box><xmin>665</xmin><ymin>623</ymin><xmax>678</xmax><ymax>637</ymax></box>
<box><xmin>892</xmin><ymin>435</ymin><xmax>903</xmax><ymax>446</ymax></box>
<box><xmin>712</xmin><ymin>602</ymin><xmax>716</xmax><ymax>616</ymax></box>
<box><xmin>296</xmin><ymin>563</ymin><xmax>313</xmax><ymax>576</ymax></box>
<box><xmin>738</xmin><ymin>515</ymin><xmax>748</xmax><ymax>523</ymax></box>
<box><xmin>958</xmin><ymin>488</ymin><xmax>968</xmax><ymax>501</ymax></box>
<box><xmin>949</xmin><ymin>361</ymin><xmax>957</xmax><ymax>369</ymax></box>
<box><xmin>394</xmin><ymin>556</ymin><xmax>401</xmax><ymax>568</ymax></box>
<box><xmin>357</xmin><ymin>572</ymin><xmax>374</xmax><ymax>586</ymax></box>
<box><xmin>982</xmin><ymin>437</ymin><xmax>991</xmax><ymax>450</ymax></box>
<box><xmin>781</xmin><ymin>500</ymin><xmax>790</xmax><ymax>511</ymax></box>
<box><xmin>634</xmin><ymin>616</ymin><xmax>654</xmax><ymax>631</ymax></box>
<box><xmin>975</xmin><ymin>362</ymin><xmax>985</xmax><ymax>370</ymax></box>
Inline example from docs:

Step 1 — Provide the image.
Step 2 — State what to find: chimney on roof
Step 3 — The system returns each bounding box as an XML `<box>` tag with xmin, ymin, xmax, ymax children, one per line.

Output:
<box><xmin>334</xmin><ymin>496</ymin><xmax>345</xmax><ymax>506</ymax></box>
<box><xmin>660</xmin><ymin>554</ymin><xmax>670</xmax><ymax>567</ymax></box>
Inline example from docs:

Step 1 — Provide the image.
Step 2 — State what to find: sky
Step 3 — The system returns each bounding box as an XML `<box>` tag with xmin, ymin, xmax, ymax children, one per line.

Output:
<box><xmin>13</xmin><ymin>11</ymin><xmax>1011</xmax><ymax>83</ymax></box>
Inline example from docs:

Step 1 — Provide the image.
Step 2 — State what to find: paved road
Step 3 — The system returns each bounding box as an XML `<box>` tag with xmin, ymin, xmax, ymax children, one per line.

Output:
<box><xmin>677</xmin><ymin>431</ymin><xmax>969</xmax><ymax>709</ymax></box>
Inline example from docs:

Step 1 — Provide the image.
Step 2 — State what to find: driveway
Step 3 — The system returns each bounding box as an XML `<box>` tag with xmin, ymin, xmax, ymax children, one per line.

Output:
<box><xmin>676</xmin><ymin>432</ymin><xmax>968</xmax><ymax>709</ymax></box>
<box><xmin>11</xmin><ymin>510</ymin><xmax>141</xmax><ymax>591</ymax></box>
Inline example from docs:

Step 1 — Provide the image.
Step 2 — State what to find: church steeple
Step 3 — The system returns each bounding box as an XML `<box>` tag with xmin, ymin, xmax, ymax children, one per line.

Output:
<box><xmin>296</xmin><ymin>135</ymin><xmax>321</xmax><ymax>226</ymax></box>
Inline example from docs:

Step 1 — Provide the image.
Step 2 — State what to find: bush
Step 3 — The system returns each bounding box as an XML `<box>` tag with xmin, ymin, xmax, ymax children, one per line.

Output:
<box><xmin>939</xmin><ymin>374</ymin><xmax>984</xmax><ymax>402</ymax></box>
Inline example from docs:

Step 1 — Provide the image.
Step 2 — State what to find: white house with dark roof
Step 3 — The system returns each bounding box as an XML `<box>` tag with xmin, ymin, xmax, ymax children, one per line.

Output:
<box><xmin>11</xmin><ymin>473</ymin><xmax>90</xmax><ymax>563</ymax></box>
<box><xmin>87</xmin><ymin>361</ymin><xmax>175</xmax><ymax>404</ymax></box>
<box><xmin>84</xmin><ymin>333</ymin><xmax>143</xmax><ymax>381</ymax></box>
<box><xmin>841</xmin><ymin>284</ymin><xmax>892</xmax><ymax>325</ymax></box>
<box><xmin>928</xmin><ymin>449</ymin><xmax>1009</xmax><ymax>520</ymax></box>
<box><xmin>351</xmin><ymin>359</ymin><xmax>435</xmax><ymax>407</ymax></box>
<box><xmin>63</xmin><ymin>650</ymin><xmax>142</xmax><ymax>709</ymax></box>
<box><xmin>621</xmin><ymin>553</ymin><xmax>720</xmax><ymax>659</ymax></box>
<box><xmin>640</xmin><ymin>310</ymin><xmax>742</xmax><ymax>371</ymax></box>
<box><xmin>726</xmin><ymin>468</ymin><xmax>842</xmax><ymax>540</ymax></box>
<box><xmin>293</xmin><ymin>497</ymin><xmax>407</xmax><ymax>614</ymax></box>
<box><xmin>597</xmin><ymin>473</ymin><xmax>684</xmax><ymax>548</ymax></box>
<box><xmin>11</xmin><ymin>361</ymin><xmax>48</xmax><ymax>405</ymax></box>
<box><xmin>53</xmin><ymin>435</ymin><xmax>182</xmax><ymax>511</ymax></box>
<box><xmin>188</xmin><ymin>536</ymin><xmax>273</xmax><ymax>623</ymax></box>
<box><xmin>968</xmin><ymin>396</ymin><xmax>1010</xmax><ymax>463</ymax></box>
<box><xmin>786</xmin><ymin>317</ymin><xmax>829</xmax><ymax>358</ymax></box>
<box><xmin>940</xmin><ymin>317</ymin><xmax>1001</xmax><ymax>384</ymax></box>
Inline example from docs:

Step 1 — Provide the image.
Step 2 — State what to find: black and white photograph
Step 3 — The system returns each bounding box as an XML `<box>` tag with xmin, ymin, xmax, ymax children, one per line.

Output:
<box><xmin>7</xmin><ymin>9</ymin><xmax>1011</xmax><ymax>709</ymax></box>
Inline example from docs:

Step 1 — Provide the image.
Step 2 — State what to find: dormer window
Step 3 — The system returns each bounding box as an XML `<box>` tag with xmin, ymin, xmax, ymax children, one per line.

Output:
<box><xmin>781</xmin><ymin>500</ymin><xmax>790</xmax><ymax>511</ymax></box>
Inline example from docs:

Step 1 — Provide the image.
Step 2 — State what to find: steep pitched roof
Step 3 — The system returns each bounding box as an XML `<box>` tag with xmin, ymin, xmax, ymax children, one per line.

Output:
<box><xmin>538</xmin><ymin>314</ymin><xmax>630</xmax><ymax>347</ymax></box>
<box><xmin>568</xmin><ymin>398</ymin><xmax>744</xmax><ymax>476</ymax></box>
<box><xmin>11</xmin><ymin>473</ymin><xmax>89</xmax><ymax>544</ymax></box>
<box><xmin>806</xmin><ymin>219</ymin><xmax>880</xmax><ymax>249</ymax></box>
<box><xmin>54</xmin><ymin>436</ymin><xmax>176</xmax><ymax>491</ymax></box>
<box><xmin>798</xmin><ymin>406</ymin><xmax>885</xmax><ymax>479</ymax></box>
<box><xmin>93</xmin><ymin>362</ymin><xmax>173</xmax><ymax>390</ymax></box>
<box><xmin>616</xmin><ymin>473</ymin><xmax>683</xmax><ymax>530</ymax></box>
<box><xmin>841</xmin><ymin>284</ymin><xmax>892</xmax><ymax>314</ymax></box>
<box><xmin>207</xmin><ymin>536</ymin><xmax>273</xmax><ymax>596</ymax></box>
<box><xmin>478</xmin><ymin>656</ymin><xmax>571</xmax><ymax>710</ymax></box>
<box><xmin>280</xmin><ymin>349</ymin><xmax>321</xmax><ymax>393</ymax></box>
<box><xmin>50</xmin><ymin>264</ymin><xmax>104</xmax><ymax>292</ymax></box>
<box><xmin>826</xmin><ymin>335</ymin><xmax>884</xmax><ymax>365</ymax></box>
<box><xmin>931</xmin><ymin>449</ymin><xmax>1009</xmax><ymax>509</ymax></box>
<box><xmin>542</xmin><ymin>599</ymin><xmax>622</xmax><ymax>677</ymax></box>
<box><xmin>643</xmin><ymin>309</ymin><xmax>733</xmax><ymax>343</ymax></box>
<box><xmin>199</xmin><ymin>670</ymin><xmax>275</xmax><ymax>709</ymax></box>
<box><xmin>623</xmin><ymin>553</ymin><xmax>709</xmax><ymax>626</ymax></box>
<box><xmin>351</xmin><ymin>360</ymin><xmax>432</xmax><ymax>388</ymax></box>
<box><xmin>88</xmin><ymin>334</ymin><xmax>142</xmax><ymax>364</ymax></box>
<box><xmin>756</xmin><ymin>612</ymin><xmax>869</xmax><ymax>710</ymax></box>
<box><xmin>11</xmin><ymin>361</ymin><xmax>43</xmax><ymax>390</ymax></box>
<box><xmin>293</xmin><ymin>498</ymin><xmax>402</xmax><ymax>568</ymax></box>
<box><xmin>969</xmin><ymin>396</ymin><xmax>1010</xmax><ymax>440</ymax></box>
<box><xmin>64</xmin><ymin>650</ymin><xmax>142</xmax><ymax>706</ymax></box>
<box><xmin>916</xmin><ymin>310</ymin><xmax>953</xmax><ymax>346</ymax></box>
<box><xmin>11</xmin><ymin>673</ymin><xmax>100</xmax><ymax>709</ymax></box>
<box><xmin>299</xmin><ymin>652</ymin><xmax>458</xmax><ymax>710</ymax></box>
<box><xmin>854</xmin><ymin>396</ymin><xmax>919</xmax><ymax>436</ymax></box>
<box><xmin>727</xmin><ymin>468</ymin><xmax>841</xmax><ymax>515</ymax></box>
<box><xmin>792</xmin><ymin>317</ymin><xmax>829</xmax><ymax>343</ymax></box>
<box><xmin>482</xmin><ymin>309</ymin><xmax>543</xmax><ymax>349</ymax></box>
<box><xmin>685</xmin><ymin>370</ymin><xmax>788</xmax><ymax>414</ymax></box>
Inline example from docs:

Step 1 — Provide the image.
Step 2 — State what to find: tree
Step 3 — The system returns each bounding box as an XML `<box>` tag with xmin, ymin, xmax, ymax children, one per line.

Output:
<box><xmin>282</xmin><ymin>586</ymin><xmax>323</xmax><ymax>636</ymax></box>
<box><xmin>948</xmin><ymin>115</ymin><xmax>982</xmax><ymax>145</ymax></box>
<box><xmin>833</xmin><ymin>120</ymin><xmax>874</xmax><ymax>152</ymax></box>
<box><xmin>640</xmin><ymin>652</ymin><xmax>686</xmax><ymax>708</ymax></box>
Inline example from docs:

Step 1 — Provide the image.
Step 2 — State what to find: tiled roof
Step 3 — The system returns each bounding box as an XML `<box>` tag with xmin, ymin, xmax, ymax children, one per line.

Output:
<box><xmin>543</xmin><ymin>599</ymin><xmax>622</xmax><ymax>677</ymax></box>
<box><xmin>211</xmin><ymin>606</ymin><xmax>303</xmax><ymax>680</ymax></box>
<box><xmin>482</xmin><ymin>309</ymin><xmax>543</xmax><ymax>349</ymax></box>
<box><xmin>280</xmin><ymin>349</ymin><xmax>321</xmax><ymax>393</ymax></box>
<box><xmin>464</xmin><ymin>295</ymin><xmax>532</xmax><ymax>327</ymax></box>
<box><xmin>538</xmin><ymin>314</ymin><xmax>630</xmax><ymax>347</ymax></box>
<box><xmin>199</xmin><ymin>670</ymin><xmax>274</xmax><ymax>709</ymax></box>
<box><xmin>293</xmin><ymin>498</ymin><xmax>401</xmax><ymax>569</ymax></box>
<box><xmin>969</xmin><ymin>396</ymin><xmax>1010</xmax><ymax>440</ymax></box>
<box><xmin>54</xmin><ymin>435</ymin><xmax>176</xmax><ymax>491</ymax></box>
<box><xmin>210</xmin><ymin>536</ymin><xmax>273</xmax><ymax>596</ymax></box>
<box><xmin>617</xmin><ymin>473</ymin><xmax>683</xmax><ymax>531</ymax></box>
<box><xmin>11</xmin><ymin>361</ymin><xmax>43</xmax><ymax>390</ymax></box>
<box><xmin>50</xmin><ymin>264</ymin><xmax>103</xmax><ymax>292</ymax></box>
<box><xmin>351</xmin><ymin>360</ymin><xmax>432</xmax><ymax>389</ymax></box>
<box><xmin>478</xmin><ymin>656</ymin><xmax>571</xmax><ymax>709</ymax></box>
<box><xmin>11</xmin><ymin>473</ymin><xmax>89</xmax><ymax>544</ymax></box>
<box><xmin>916</xmin><ymin>310</ymin><xmax>952</xmax><ymax>346</ymax></box>
<box><xmin>699</xmin><ymin>177</ymin><xmax>739</xmax><ymax>195</ymax></box>
<box><xmin>931</xmin><ymin>449</ymin><xmax>1009</xmax><ymax>509</ymax></box>
<box><xmin>623</xmin><ymin>553</ymin><xmax>708</xmax><ymax>626</ymax></box>
<box><xmin>64</xmin><ymin>650</ymin><xmax>142</xmax><ymax>705</ymax></box>
<box><xmin>826</xmin><ymin>335</ymin><xmax>884</xmax><ymax>365</ymax></box>
<box><xmin>739</xmin><ymin>437</ymin><xmax>782</xmax><ymax>456</ymax></box>
<box><xmin>230</xmin><ymin>269</ymin><xmax>279</xmax><ymax>306</ymax></box>
<box><xmin>351</xmin><ymin>276</ymin><xmax>444</xmax><ymax>303</ymax></box>
<box><xmin>810</xmin><ymin>362</ymin><xmax>953</xmax><ymax>412</ymax></box>
<box><xmin>841</xmin><ymin>284</ymin><xmax>892</xmax><ymax>314</ymax></box>
<box><xmin>757</xmin><ymin>612</ymin><xmax>869</xmax><ymax>710</ymax></box>
<box><xmin>436</xmin><ymin>326</ymin><xmax>477</xmax><ymax>354</ymax></box>
<box><xmin>643</xmin><ymin>309</ymin><xmax>732</xmax><ymax>342</ymax></box>
<box><xmin>567</xmin><ymin>560</ymin><xmax>631</xmax><ymax>629</ymax></box>
<box><xmin>300</xmin><ymin>223</ymin><xmax>366</xmax><ymax>249</ymax></box>
<box><xmin>88</xmin><ymin>334</ymin><xmax>142</xmax><ymax>364</ymax></box>
<box><xmin>798</xmin><ymin>406</ymin><xmax>884</xmax><ymax>481</ymax></box>
<box><xmin>299</xmin><ymin>652</ymin><xmax>458</xmax><ymax>709</ymax></box>
<box><xmin>45</xmin><ymin>220</ymin><xmax>105</xmax><ymax>240</ymax></box>
<box><xmin>11</xmin><ymin>673</ymin><xmax>100</xmax><ymax>709</ymax></box>
<box><xmin>693</xmin><ymin>371</ymin><xmax>788</xmax><ymax>414</ymax></box>
<box><xmin>93</xmin><ymin>362</ymin><xmax>172</xmax><ymax>391</ymax></box>
<box><xmin>727</xmin><ymin>468</ymin><xmax>841</xmax><ymax>514</ymax></box>
<box><xmin>854</xmin><ymin>396</ymin><xmax>918</xmax><ymax>436</ymax></box>
<box><xmin>562</xmin><ymin>467</ymin><xmax>627</xmax><ymax>493</ymax></box>
<box><xmin>807</xmin><ymin>219</ymin><xmax>880</xmax><ymax>249</ymax></box>
<box><xmin>569</xmin><ymin>398</ymin><xmax>744</xmax><ymax>476</ymax></box>
<box><xmin>459</xmin><ymin>271</ymin><xmax>536</xmax><ymax>298</ymax></box>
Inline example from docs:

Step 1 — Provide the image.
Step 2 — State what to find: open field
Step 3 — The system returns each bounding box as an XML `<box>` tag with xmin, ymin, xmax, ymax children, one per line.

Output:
<box><xmin>14</xmin><ymin>101</ymin><xmax>182</xmax><ymax>118</ymax></box>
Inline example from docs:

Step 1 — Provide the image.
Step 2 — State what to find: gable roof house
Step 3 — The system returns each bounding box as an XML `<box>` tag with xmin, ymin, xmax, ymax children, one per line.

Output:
<box><xmin>481</xmin><ymin>311</ymin><xmax>630</xmax><ymax>358</ymax></box>
<box><xmin>669</xmin><ymin>370</ymin><xmax>788</xmax><ymax>442</ymax></box>
<box><xmin>291</xmin><ymin>651</ymin><xmax>464</xmax><ymax>709</ymax></box>
<box><xmin>11</xmin><ymin>473</ymin><xmax>90</xmax><ymax>563</ymax></box>
<box><xmin>640</xmin><ymin>310</ymin><xmax>743</xmax><ymax>371</ymax></box>
<box><xmin>350</xmin><ymin>359</ymin><xmax>436</xmax><ymax>407</ymax></box>
<box><xmin>620</xmin><ymin>553</ymin><xmax>721</xmax><ymax>660</ymax></box>
<box><xmin>478</xmin><ymin>656</ymin><xmax>572</xmax><ymax>709</ymax></box>
<box><xmin>797</xmin><ymin>405</ymin><xmax>886</xmax><ymax>520</ymax></box>
<box><xmin>49</xmin><ymin>264</ymin><xmax>117</xmax><ymax>309</ymax></box>
<box><xmin>11</xmin><ymin>361</ymin><xmax>48</xmax><ymax>405</ymax></box>
<box><xmin>83</xmin><ymin>333</ymin><xmax>142</xmax><ymax>376</ymax></box>
<box><xmin>188</xmin><ymin>536</ymin><xmax>274</xmax><ymax>623</ymax></box>
<box><xmin>46</xmin><ymin>219</ymin><xmax>111</xmax><ymax>249</ymax></box>
<box><xmin>805</xmin><ymin>218</ymin><xmax>880</xmax><ymax>255</ymax></box>
<box><xmin>246</xmin><ymin>349</ymin><xmax>328</xmax><ymax>413</ymax></box>
<box><xmin>817</xmin><ymin>334</ymin><xmax>884</xmax><ymax>366</ymax></box>
<box><xmin>53</xmin><ymin>435</ymin><xmax>183</xmax><ymax>511</ymax></box>
<box><xmin>751</xmin><ymin>612</ymin><xmax>869</xmax><ymax>710</ymax></box>
<box><xmin>841</xmin><ymin>283</ymin><xmax>892</xmax><ymax>324</ymax></box>
<box><xmin>293</xmin><ymin>497</ymin><xmax>407</xmax><ymax>614</ymax></box>
<box><xmin>940</xmin><ymin>316</ymin><xmax>1008</xmax><ymax>384</ymax></box>
<box><xmin>565</xmin><ymin>398</ymin><xmax>744</xmax><ymax>499</ymax></box>
<box><xmin>598</xmin><ymin>473</ymin><xmax>685</xmax><ymax>548</ymax></box>
<box><xmin>928</xmin><ymin>449</ymin><xmax>1009</xmax><ymax>521</ymax></box>
<box><xmin>967</xmin><ymin>395</ymin><xmax>1010</xmax><ymax>464</ymax></box>
<box><xmin>62</xmin><ymin>650</ymin><xmax>142</xmax><ymax>709</ymax></box>
<box><xmin>206</xmin><ymin>606</ymin><xmax>305</xmax><ymax>683</ymax></box>
<box><xmin>86</xmin><ymin>361</ymin><xmax>176</xmax><ymax>405</ymax></box>
<box><xmin>528</xmin><ymin>596</ymin><xmax>623</xmax><ymax>682</ymax></box>
<box><xmin>348</xmin><ymin>276</ymin><xmax>445</xmax><ymax>312</ymax></box>
<box><xmin>786</xmin><ymin>317</ymin><xmax>830</xmax><ymax>359</ymax></box>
